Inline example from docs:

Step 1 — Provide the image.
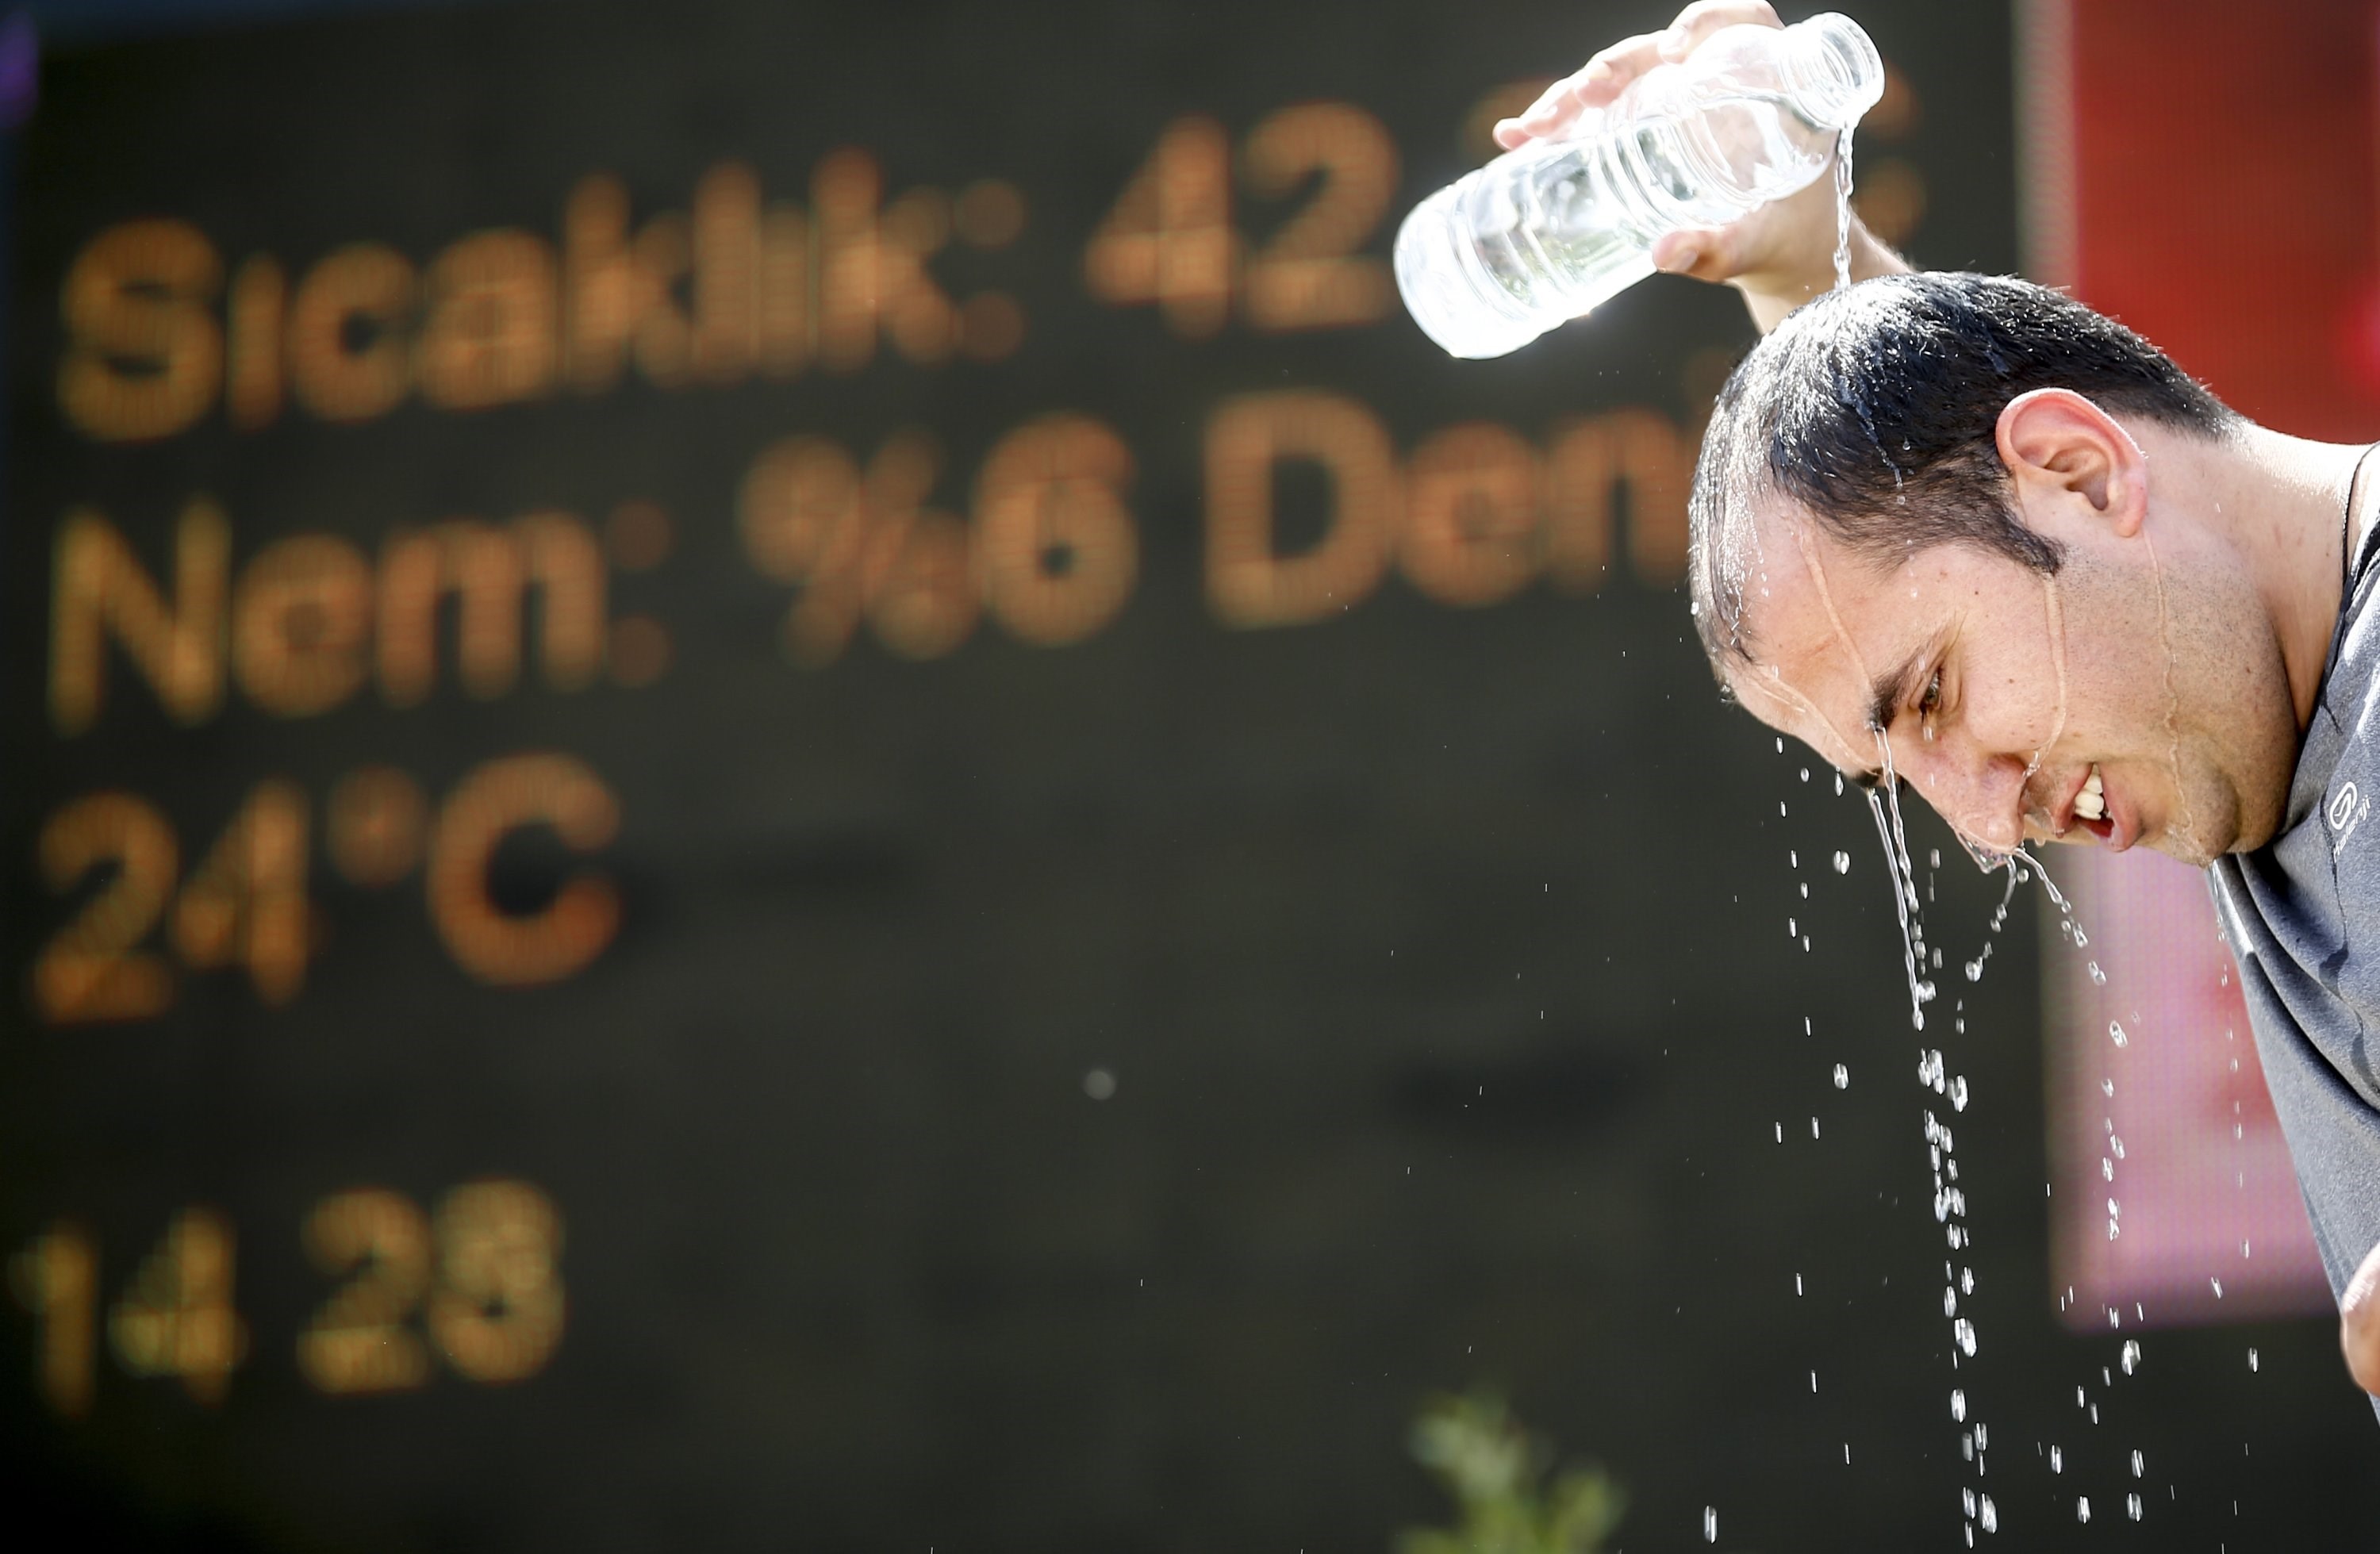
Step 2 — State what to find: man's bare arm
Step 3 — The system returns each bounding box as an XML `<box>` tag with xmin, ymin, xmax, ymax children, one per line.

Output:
<box><xmin>1492</xmin><ymin>0</ymin><xmax>1912</xmax><ymax>335</ymax></box>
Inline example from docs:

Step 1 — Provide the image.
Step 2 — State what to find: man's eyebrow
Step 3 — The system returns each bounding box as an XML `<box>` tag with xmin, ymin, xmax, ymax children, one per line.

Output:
<box><xmin>1865</xmin><ymin>644</ymin><xmax>1929</xmax><ymax>739</ymax></box>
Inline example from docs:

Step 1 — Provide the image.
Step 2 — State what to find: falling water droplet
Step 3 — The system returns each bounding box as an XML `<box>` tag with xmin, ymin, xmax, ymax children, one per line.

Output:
<box><xmin>1979</xmin><ymin>1495</ymin><xmax>1998</xmax><ymax>1533</ymax></box>
<box><xmin>1833</xmin><ymin>1063</ymin><xmax>1850</xmax><ymax>1089</ymax></box>
<box><xmin>2127</xmin><ymin>1493</ymin><xmax>2142</xmax><ymax>1521</ymax></box>
<box><xmin>2087</xmin><ymin>961</ymin><xmax>2106</xmax><ymax>985</ymax></box>
<box><xmin>2121</xmin><ymin>1340</ymin><xmax>2140</xmax><ymax>1375</ymax></box>
<box><xmin>1833</xmin><ymin>850</ymin><xmax>1851</xmax><ymax>873</ymax></box>
<box><xmin>1954</xmin><ymin>1318</ymin><xmax>1977</xmax><ymax>1356</ymax></box>
<box><xmin>2248</xmin><ymin>1348</ymin><xmax>2259</xmax><ymax>1372</ymax></box>
<box><xmin>2108</xmin><ymin>1021</ymin><xmax>2128</xmax><ymax>1048</ymax></box>
<box><xmin>2077</xmin><ymin>1497</ymin><xmax>2090</xmax><ymax>1525</ymax></box>
<box><xmin>2050</xmin><ymin>1446</ymin><xmax>2063</xmax><ymax>1473</ymax></box>
<box><xmin>1704</xmin><ymin>1506</ymin><xmax>1718</xmax><ymax>1543</ymax></box>
<box><xmin>1951</xmin><ymin>1388</ymin><xmax>1967</xmax><ymax>1421</ymax></box>
<box><xmin>1950</xmin><ymin>1075</ymin><xmax>1969</xmax><ymax>1111</ymax></box>
<box><xmin>2131</xmin><ymin>1448</ymin><xmax>2144</xmax><ymax>1476</ymax></box>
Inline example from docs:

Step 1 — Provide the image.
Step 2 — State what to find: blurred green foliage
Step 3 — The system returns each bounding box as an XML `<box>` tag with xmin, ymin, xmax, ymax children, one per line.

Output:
<box><xmin>1396</xmin><ymin>1391</ymin><xmax>1626</xmax><ymax>1554</ymax></box>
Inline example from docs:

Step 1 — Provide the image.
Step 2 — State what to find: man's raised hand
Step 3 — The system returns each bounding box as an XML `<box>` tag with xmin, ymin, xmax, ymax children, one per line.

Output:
<box><xmin>1490</xmin><ymin>0</ymin><xmax>1906</xmax><ymax>334</ymax></box>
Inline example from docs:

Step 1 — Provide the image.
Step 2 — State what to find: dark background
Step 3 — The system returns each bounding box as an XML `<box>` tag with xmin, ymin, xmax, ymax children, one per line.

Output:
<box><xmin>2</xmin><ymin>1</ymin><xmax>2374</xmax><ymax>1549</ymax></box>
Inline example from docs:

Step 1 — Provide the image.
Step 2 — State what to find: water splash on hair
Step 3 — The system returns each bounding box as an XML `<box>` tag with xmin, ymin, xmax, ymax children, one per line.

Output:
<box><xmin>1848</xmin><ymin>389</ymin><xmax>1905</xmax><ymax>499</ymax></box>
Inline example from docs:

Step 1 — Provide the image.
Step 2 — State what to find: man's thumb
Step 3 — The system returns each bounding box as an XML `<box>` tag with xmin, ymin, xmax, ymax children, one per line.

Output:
<box><xmin>1653</xmin><ymin>228</ymin><xmax>1728</xmax><ymax>280</ymax></box>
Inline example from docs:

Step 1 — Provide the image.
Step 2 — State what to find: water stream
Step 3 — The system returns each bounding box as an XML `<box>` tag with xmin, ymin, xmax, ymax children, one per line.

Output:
<box><xmin>1835</xmin><ymin>726</ymin><xmax>2168</xmax><ymax>1539</ymax></box>
<box><xmin>1783</xmin><ymin>114</ymin><xmax>2196</xmax><ymax>1544</ymax></box>
<box><xmin>1832</xmin><ymin>126</ymin><xmax>1856</xmax><ymax>293</ymax></box>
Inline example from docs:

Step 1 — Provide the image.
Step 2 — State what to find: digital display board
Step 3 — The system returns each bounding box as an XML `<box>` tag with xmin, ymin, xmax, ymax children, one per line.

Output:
<box><xmin>30</xmin><ymin>2</ymin><xmax>2380</xmax><ymax>1549</ymax></box>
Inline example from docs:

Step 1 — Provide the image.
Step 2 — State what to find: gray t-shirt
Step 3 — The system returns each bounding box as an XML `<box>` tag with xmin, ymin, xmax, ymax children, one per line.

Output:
<box><xmin>2209</xmin><ymin>512</ymin><xmax>2380</xmax><ymax>1316</ymax></box>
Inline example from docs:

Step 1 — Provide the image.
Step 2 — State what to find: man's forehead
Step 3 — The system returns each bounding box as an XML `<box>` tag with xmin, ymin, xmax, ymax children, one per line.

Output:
<box><xmin>1726</xmin><ymin>512</ymin><xmax>1864</xmax><ymax>680</ymax></box>
<box><xmin>1732</xmin><ymin>511</ymin><xmax>1837</xmax><ymax>652</ymax></box>
<box><xmin>1721</xmin><ymin>508</ymin><xmax>1909</xmax><ymax>773</ymax></box>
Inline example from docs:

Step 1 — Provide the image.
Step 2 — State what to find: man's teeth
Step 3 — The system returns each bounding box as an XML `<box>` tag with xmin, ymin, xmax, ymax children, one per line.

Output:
<box><xmin>2075</xmin><ymin>765</ymin><xmax>2106</xmax><ymax>821</ymax></box>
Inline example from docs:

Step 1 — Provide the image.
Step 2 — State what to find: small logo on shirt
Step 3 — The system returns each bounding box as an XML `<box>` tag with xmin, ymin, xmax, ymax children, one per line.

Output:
<box><xmin>2331</xmin><ymin>781</ymin><xmax>2367</xmax><ymax>856</ymax></box>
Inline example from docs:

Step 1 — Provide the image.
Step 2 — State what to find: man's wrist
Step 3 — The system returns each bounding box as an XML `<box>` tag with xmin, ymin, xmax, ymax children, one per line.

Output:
<box><xmin>1734</xmin><ymin>222</ymin><xmax>1912</xmax><ymax>334</ymax></box>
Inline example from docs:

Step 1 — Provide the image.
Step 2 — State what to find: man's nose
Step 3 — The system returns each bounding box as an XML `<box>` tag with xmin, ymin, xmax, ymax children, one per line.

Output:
<box><xmin>1897</xmin><ymin>736</ymin><xmax>2030</xmax><ymax>855</ymax></box>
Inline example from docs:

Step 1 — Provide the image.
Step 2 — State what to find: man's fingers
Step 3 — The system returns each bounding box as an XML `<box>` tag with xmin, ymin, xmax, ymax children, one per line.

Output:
<box><xmin>1493</xmin><ymin>5</ymin><xmax>1787</xmax><ymax>151</ymax></box>
<box><xmin>1662</xmin><ymin>0</ymin><xmax>1785</xmax><ymax>60</ymax></box>
<box><xmin>1494</xmin><ymin>31</ymin><xmax>1669</xmax><ymax>147</ymax></box>
<box><xmin>1568</xmin><ymin>32</ymin><xmax>1670</xmax><ymax>105</ymax></box>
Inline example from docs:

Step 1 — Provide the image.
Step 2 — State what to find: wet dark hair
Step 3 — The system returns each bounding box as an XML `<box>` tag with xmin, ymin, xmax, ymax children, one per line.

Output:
<box><xmin>1688</xmin><ymin>271</ymin><xmax>2238</xmax><ymax>672</ymax></box>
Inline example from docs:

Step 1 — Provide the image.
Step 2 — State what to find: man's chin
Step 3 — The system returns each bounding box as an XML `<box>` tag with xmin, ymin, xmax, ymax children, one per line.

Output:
<box><xmin>2145</xmin><ymin>806</ymin><xmax>2240</xmax><ymax>868</ymax></box>
<box><xmin>2189</xmin><ymin>789</ymin><xmax>2260</xmax><ymax>862</ymax></box>
<box><xmin>2144</xmin><ymin>831</ymin><xmax>2222</xmax><ymax>869</ymax></box>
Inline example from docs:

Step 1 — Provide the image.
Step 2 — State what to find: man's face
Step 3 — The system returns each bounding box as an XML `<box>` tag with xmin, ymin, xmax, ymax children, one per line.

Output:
<box><xmin>1722</xmin><ymin>493</ymin><xmax>2298</xmax><ymax>866</ymax></box>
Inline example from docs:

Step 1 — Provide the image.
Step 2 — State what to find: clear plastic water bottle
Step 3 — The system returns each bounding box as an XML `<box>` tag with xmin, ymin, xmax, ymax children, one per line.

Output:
<box><xmin>1395</xmin><ymin>13</ymin><xmax>1885</xmax><ymax>359</ymax></box>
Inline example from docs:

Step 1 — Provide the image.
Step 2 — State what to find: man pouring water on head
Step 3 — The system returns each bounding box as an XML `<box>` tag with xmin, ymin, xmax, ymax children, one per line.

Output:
<box><xmin>1481</xmin><ymin>0</ymin><xmax>2380</xmax><ymax>1402</ymax></box>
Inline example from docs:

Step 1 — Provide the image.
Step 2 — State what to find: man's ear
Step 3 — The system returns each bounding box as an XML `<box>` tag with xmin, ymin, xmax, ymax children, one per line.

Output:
<box><xmin>1994</xmin><ymin>388</ymin><xmax>2148</xmax><ymax>538</ymax></box>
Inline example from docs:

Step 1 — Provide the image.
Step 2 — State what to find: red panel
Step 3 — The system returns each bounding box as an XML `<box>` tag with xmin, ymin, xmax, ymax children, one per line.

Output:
<box><xmin>2071</xmin><ymin>0</ymin><xmax>2380</xmax><ymax>439</ymax></box>
<box><xmin>2046</xmin><ymin>849</ymin><xmax>2325</xmax><ymax>1328</ymax></box>
<box><xmin>2039</xmin><ymin>0</ymin><xmax>2380</xmax><ymax>1326</ymax></box>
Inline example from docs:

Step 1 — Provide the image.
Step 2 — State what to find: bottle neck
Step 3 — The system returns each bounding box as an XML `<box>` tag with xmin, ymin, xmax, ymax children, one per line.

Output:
<box><xmin>1779</xmin><ymin>17</ymin><xmax>1884</xmax><ymax>131</ymax></box>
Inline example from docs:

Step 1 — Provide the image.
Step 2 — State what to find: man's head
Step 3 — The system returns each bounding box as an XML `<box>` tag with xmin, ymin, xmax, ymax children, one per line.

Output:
<box><xmin>1687</xmin><ymin>272</ymin><xmax>2302</xmax><ymax>865</ymax></box>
